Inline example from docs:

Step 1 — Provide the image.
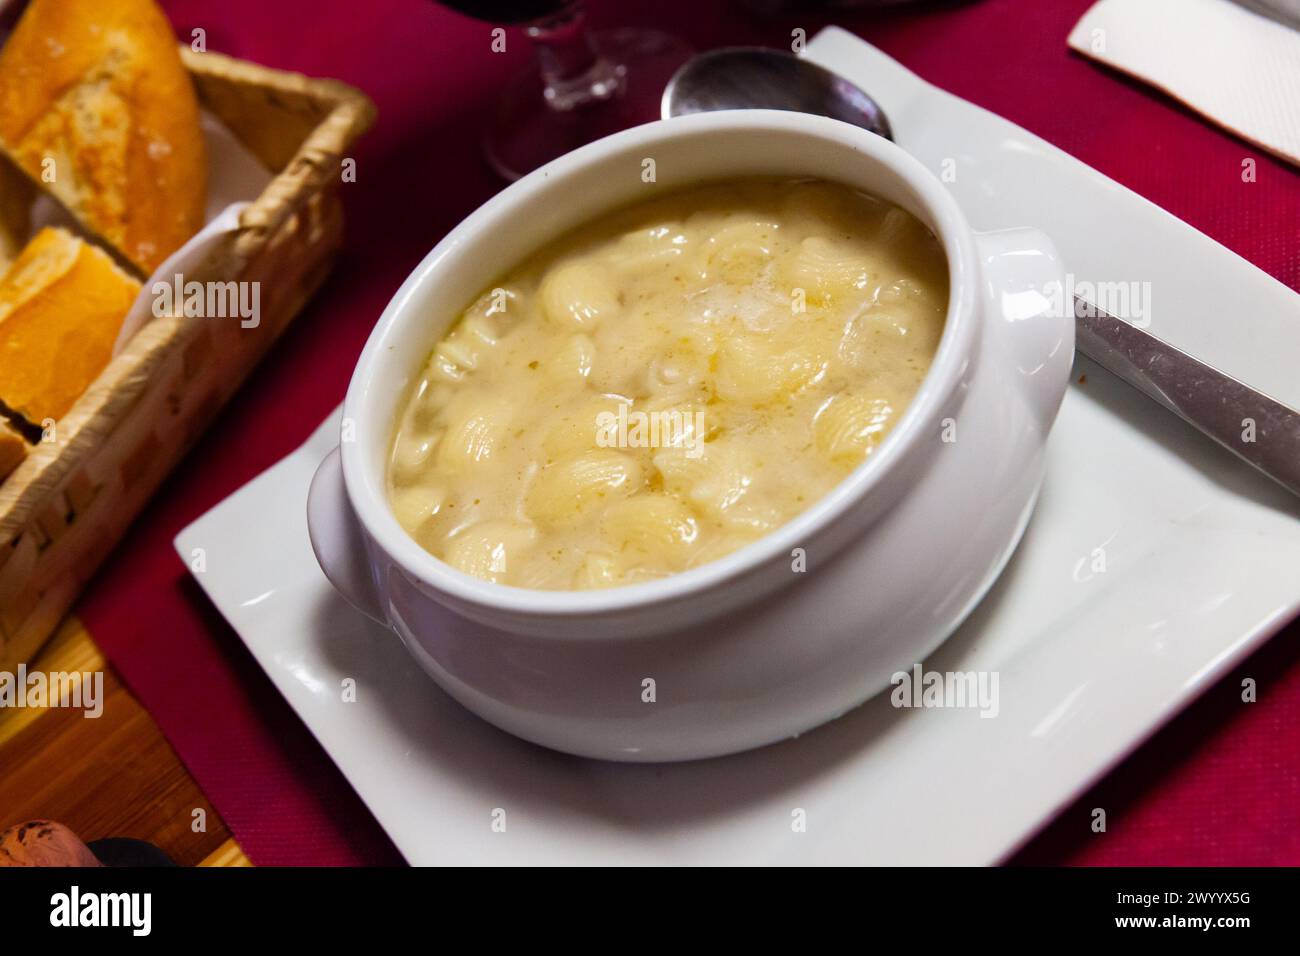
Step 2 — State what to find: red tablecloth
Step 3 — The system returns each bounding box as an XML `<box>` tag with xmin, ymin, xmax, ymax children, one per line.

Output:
<box><xmin>79</xmin><ymin>0</ymin><xmax>1300</xmax><ymax>865</ymax></box>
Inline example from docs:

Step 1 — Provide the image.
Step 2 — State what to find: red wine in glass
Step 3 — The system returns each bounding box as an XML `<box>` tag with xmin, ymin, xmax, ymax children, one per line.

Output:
<box><xmin>434</xmin><ymin>1</ymin><xmax>693</xmax><ymax>180</ymax></box>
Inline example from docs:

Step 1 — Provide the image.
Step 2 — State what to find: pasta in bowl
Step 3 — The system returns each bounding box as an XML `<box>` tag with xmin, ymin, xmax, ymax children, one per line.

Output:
<box><xmin>307</xmin><ymin>111</ymin><xmax>1072</xmax><ymax>761</ymax></box>
<box><xmin>387</xmin><ymin>178</ymin><xmax>948</xmax><ymax>590</ymax></box>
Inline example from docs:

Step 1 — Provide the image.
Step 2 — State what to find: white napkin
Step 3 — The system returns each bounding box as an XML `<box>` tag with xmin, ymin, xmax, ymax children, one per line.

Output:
<box><xmin>110</xmin><ymin>200</ymin><xmax>252</xmax><ymax>353</ymax></box>
<box><xmin>1068</xmin><ymin>0</ymin><xmax>1300</xmax><ymax>166</ymax></box>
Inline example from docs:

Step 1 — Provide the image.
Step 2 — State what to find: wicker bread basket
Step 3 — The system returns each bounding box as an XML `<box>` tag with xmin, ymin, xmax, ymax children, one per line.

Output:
<box><xmin>0</xmin><ymin>47</ymin><xmax>375</xmax><ymax>666</ymax></box>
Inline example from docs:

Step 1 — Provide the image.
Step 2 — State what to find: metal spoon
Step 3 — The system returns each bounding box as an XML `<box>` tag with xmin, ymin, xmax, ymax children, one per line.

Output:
<box><xmin>662</xmin><ymin>47</ymin><xmax>1300</xmax><ymax>499</ymax></box>
<box><xmin>663</xmin><ymin>47</ymin><xmax>892</xmax><ymax>140</ymax></box>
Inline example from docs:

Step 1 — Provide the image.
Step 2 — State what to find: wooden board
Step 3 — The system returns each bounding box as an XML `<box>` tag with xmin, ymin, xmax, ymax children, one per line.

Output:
<box><xmin>0</xmin><ymin>615</ymin><xmax>249</xmax><ymax>867</ymax></box>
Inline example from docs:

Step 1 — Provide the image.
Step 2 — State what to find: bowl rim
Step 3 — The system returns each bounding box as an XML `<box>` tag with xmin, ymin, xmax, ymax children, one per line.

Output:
<box><xmin>341</xmin><ymin>109</ymin><xmax>979</xmax><ymax>621</ymax></box>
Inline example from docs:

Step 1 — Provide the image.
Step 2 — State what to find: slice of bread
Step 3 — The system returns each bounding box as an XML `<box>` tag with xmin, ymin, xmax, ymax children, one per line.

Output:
<box><xmin>0</xmin><ymin>0</ymin><xmax>207</xmax><ymax>274</ymax></box>
<box><xmin>0</xmin><ymin>419</ymin><xmax>25</xmax><ymax>483</ymax></box>
<box><xmin>0</xmin><ymin>227</ymin><xmax>141</xmax><ymax>424</ymax></box>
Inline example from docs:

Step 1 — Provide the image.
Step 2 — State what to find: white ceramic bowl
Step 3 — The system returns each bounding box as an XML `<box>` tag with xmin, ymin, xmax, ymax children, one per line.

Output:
<box><xmin>307</xmin><ymin>110</ymin><xmax>1073</xmax><ymax>762</ymax></box>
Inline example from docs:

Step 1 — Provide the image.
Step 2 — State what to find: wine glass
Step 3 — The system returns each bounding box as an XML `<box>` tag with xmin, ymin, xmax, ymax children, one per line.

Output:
<box><xmin>436</xmin><ymin>1</ymin><xmax>693</xmax><ymax>180</ymax></box>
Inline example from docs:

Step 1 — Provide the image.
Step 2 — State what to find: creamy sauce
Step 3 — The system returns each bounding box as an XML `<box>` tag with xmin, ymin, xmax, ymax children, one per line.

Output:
<box><xmin>388</xmin><ymin>178</ymin><xmax>948</xmax><ymax>589</ymax></box>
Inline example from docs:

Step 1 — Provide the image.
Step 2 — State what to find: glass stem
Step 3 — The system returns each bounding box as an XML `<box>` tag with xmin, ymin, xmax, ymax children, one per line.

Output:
<box><xmin>526</xmin><ymin>1</ymin><xmax>624</xmax><ymax>111</ymax></box>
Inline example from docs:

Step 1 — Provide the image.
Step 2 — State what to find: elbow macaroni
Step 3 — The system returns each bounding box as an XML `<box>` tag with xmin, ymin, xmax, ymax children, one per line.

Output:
<box><xmin>388</xmin><ymin>178</ymin><xmax>948</xmax><ymax>589</ymax></box>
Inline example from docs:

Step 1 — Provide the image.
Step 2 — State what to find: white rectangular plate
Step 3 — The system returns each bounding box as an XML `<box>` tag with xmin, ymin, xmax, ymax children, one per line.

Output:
<box><xmin>176</xmin><ymin>29</ymin><xmax>1300</xmax><ymax>865</ymax></box>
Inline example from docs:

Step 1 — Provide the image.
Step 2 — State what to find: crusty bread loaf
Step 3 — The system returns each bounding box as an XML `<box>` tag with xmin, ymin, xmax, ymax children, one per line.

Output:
<box><xmin>0</xmin><ymin>820</ymin><xmax>103</xmax><ymax>867</ymax></box>
<box><xmin>0</xmin><ymin>418</ymin><xmax>25</xmax><ymax>482</ymax></box>
<box><xmin>0</xmin><ymin>0</ymin><xmax>206</xmax><ymax>274</ymax></box>
<box><xmin>0</xmin><ymin>228</ymin><xmax>141</xmax><ymax>424</ymax></box>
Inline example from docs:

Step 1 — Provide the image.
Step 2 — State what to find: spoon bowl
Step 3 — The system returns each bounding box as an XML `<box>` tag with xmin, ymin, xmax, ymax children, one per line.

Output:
<box><xmin>661</xmin><ymin>46</ymin><xmax>893</xmax><ymax>140</ymax></box>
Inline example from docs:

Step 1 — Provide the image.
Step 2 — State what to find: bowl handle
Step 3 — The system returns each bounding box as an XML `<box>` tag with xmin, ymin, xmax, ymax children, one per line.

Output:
<box><xmin>307</xmin><ymin>446</ymin><xmax>389</xmax><ymax>625</ymax></box>
<box><xmin>975</xmin><ymin>228</ymin><xmax>1075</xmax><ymax>434</ymax></box>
